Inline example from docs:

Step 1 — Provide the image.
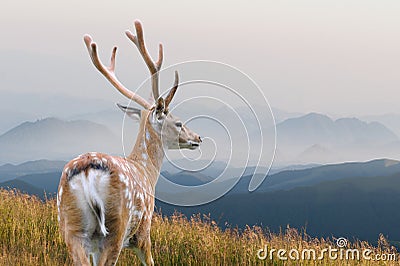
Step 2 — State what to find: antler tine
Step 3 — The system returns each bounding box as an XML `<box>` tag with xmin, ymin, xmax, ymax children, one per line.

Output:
<box><xmin>83</xmin><ymin>34</ymin><xmax>151</xmax><ymax>109</ymax></box>
<box><xmin>125</xmin><ymin>20</ymin><xmax>163</xmax><ymax>101</ymax></box>
<box><xmin>165</xmin><ymin>71</ymin><xmax>179</xmax><ymax>108</ymax></box>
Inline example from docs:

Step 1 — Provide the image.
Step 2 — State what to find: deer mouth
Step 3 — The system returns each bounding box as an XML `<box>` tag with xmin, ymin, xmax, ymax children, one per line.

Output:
<box><xmin>179</xmin><ymin>140</ymin><xmax>200</xmax><ymax>150</ymax></box>
<box><xmin>189</xmin><ymin>141</ymin><xmax>200</xmax><ymax>149</ymax></box>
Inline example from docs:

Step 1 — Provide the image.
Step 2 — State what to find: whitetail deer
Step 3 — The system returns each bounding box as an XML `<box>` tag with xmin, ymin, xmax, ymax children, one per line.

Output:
<box><xmin>57</xmin><ymin>20</ymin><xmax>201</xmax><ymax>266</ymax></box>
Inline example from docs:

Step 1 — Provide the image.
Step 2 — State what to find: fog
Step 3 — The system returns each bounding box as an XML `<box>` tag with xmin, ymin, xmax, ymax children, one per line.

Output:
<box><xmin>1</xmin><ymin>0</ymin><xmax>399</xmax><ymax>117</ymax></box>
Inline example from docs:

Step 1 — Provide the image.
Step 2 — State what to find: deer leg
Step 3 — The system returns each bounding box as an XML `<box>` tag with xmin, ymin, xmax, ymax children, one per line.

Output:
<box><xmin>65</xmin><ymin>236</ymin><xmax>91</xmax><ymax>266</ymax></box>
<box><xmin>97</xmin><ymin>212</ymin><xmax>128</xmax><ymax>265</ymax></box>
<box><xmin>97</xmin><ymin>237</ymin><xmax>123</xmax><ymax>266</ymax></box>
<box><xmin>131</xmin><ymin>234</ymin><xmax>154</xmax><ymax>266</ymax></box>
<box><xmin>142</xmin><ymin>235</ymin><xmax>154</xmax><ymax>266</ymax></box>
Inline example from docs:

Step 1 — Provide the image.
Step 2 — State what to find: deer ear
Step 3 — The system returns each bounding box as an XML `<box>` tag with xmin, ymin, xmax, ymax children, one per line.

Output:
<box><xmin>117</xmin><ymin>103</ymin><xmax>141</xmax><ymax>121</ymax></box>
<box><xmin>155</xmin><ymin>97</ymin><xmax>165</xmax><ymax>119</ymax></box>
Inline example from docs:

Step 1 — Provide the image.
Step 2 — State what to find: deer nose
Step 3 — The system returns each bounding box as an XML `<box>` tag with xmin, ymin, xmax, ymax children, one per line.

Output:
<box><xmin>197</xmin><ymin>135</ymin><xmax>202</xmax><ymax>143</ymax></box>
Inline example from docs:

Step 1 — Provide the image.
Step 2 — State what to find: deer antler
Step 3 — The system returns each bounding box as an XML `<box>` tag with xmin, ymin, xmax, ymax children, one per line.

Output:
<box><xmin>125</xmin><ymin>20</ymin><xmax>163</xmax><ymax>101</ymax></box>
<box><xmin>165</xmin><ymin>71</ymin><xmax>179</xmax><ymax>109</ymax></box>
<box><xmin>83</xmin><ymin>35</ymin><xmax>152</xmax><ymax>109</ymax></box>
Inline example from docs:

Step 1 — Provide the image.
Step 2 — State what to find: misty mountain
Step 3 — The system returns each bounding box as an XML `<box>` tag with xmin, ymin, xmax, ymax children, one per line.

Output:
<box><xmin>0</xmin><ymin>118</ymin><xmax>121</xmax><ymax>163</ymax></box>
<box><xmin>362</xmin><ymin>113</ymin><xmax>400</xmax><ymax>137</ymax></box>
<box><xmin>225</xmin><ymin>158</ymin><xmax>400</xmax><ymax>194</ymax></box>
<box><xmin>14</xmin><ymin>172</ymin><xmax>61</xmax><ymax>195</ymax></box>
<box><xmin>298</xmin><ymin>144</ymin><xmax>338</xmax><ymax>163</ymax></box>
<box><xmin>275</xmin><ymin>113</ymin><xmax>399</xmax><ymax>164</ymax></box>
<box><xmin>0</xmin><ymin>109</ymin><xmax>38</xmax><ymax>136</ymax></box>
<box><xmin>161</xmin><ymin>159</ymin><xmax>274</xmax><ymax>182</ymax></box>
<box><xmin>0</xmin><ymin>159</ymin><xmax>66</xmax><ymax>182</ymax></box>
<box><xmin>277</xmin><ymin>113</ymin><xmax>398</xmax><ymax>147</ymax></box>
<box><xmin>157</xmin><ymin>172</ymin><xmax>400</xmax><ymax>243</ymax></box>
<box><xmin>66</xmin><ymin>106</ymin><xmax>303</xmax><ymax>135</ymax></box>
<box><xmin>3</xmin><ymin>110</ymin><xmax>396</xmax><ymax>167</ymax></box>
<box><xmin>67</xmin><ymin>109</ymin><xmax>126</xmax><ymax>136</ymax></box>
<box><xmin>4</xmin><ymin>158</ymin><xmax>399</xmax><ymax>201</ymax></box>
<box><xmin>162</xmin><ymin>171</ymin><xmax>214</xmax><ymax>186</ymax></box>
<box><xmin>155</xmin><ymin>159</ymin><xmax>400</xmax><ymax>197</ymax></box>
<box><xmin>0</xmin><ymin>179</ymin><xmax>45</xmax><ymax>197</ymax></box>
<box><xmin>0</xmin><ymin>90</ymin><xmax>113</xmax><ymax>131</ymax></box>
<box><xmin>156</xmin><ymin>159</ymin><xmax>400</xmax><ymax>243</ymax></box>
<box><xmin>271</xmin><ymin>107</ymin><xmax>304</xmax><ymax>123</ymax></box>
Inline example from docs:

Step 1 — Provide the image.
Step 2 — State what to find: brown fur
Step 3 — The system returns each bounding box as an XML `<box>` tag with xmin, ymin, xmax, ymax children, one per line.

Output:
<box><xmin>58</xmin><ymin>111</ymin><xmax>164</xmax><ymax>266</ymax></box>
<box><xmin>72</xmin><ymin>21</ymin><xmax>201</xmax><ymax>265</ymax></box>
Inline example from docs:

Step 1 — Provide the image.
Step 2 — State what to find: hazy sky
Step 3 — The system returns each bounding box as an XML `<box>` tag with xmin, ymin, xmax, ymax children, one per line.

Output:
<box><xmin>1</xmin><ymin>0</ymin><xmax>399</xmax><ymax>116</ymax></box>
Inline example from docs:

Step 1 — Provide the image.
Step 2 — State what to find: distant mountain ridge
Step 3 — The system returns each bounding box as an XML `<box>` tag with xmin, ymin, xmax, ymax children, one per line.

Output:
<box><xmin>155</xmin><ymin>159</ymin><xmax>400</xmax><ymax>243</ymax></box>
<box><xmin>4</xmin><ymin>157</ymin><xmax>398</xmax><ymax>201</ymax></box>
<box><xmin>0</xmin><ymin>159</ymin><xmax>66</xmax><ymax>182</ymax></box>
<box><xmin>225</xmin><ymin>158</ymin><xmax>400</xmax><ymax>194</ymax></box>
<box><xmin>156</xmin><ymin>172</ymin><xmax>400</xmax><ymax>243</ymax></box>
<box><xmin>0</xmin><ymin>118</ymin><xmax>120</xmax><ymax>163</ymax></box>
<box><xmin>275</xmin><ymin>113</ymin><xmax>399</xmax><ymax>164</ymax></box>
<box><xmin>277</xmin><ymin>113</ymin><xmax>398</xmax><ymax>146</ymax></box>
<box><xmin>155</xmin><ymin>158</ymin><xmax>400</xmax><ymax>197</ymax></box>
<box><xmin>362</xmin><ymin>113</ymin><xmax>400</xmax><ymax>137</ymax></box>
<box><xmin>0</xmin><ymin>111</ymin><xmax>399</xmax><ymax>166</ymax></box>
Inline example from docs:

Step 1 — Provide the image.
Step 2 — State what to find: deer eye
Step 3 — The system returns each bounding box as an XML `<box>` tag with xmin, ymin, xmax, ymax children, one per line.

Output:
<box><xmin>175</xmin><ymin>122</ymin><xmax>182</xmax><ymax>127</ymax></box>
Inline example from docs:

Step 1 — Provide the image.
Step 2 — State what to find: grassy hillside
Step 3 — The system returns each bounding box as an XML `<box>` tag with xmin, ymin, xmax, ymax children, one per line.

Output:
<box><xmin>0</xmin><ymin>189</ymin><xmax>398</xmax><ymax>265</ymax></box>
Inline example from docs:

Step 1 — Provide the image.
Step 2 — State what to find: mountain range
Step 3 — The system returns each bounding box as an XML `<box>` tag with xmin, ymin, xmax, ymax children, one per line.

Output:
<box><xmin>0</xmin><ymin>111</ymin><xmax>399</xmax><ymax>166</ymax></box>
<box><xmin>0</xmin><ymin>118</ymin><xmax>121</xmax><ymax>164</ymax></box>
<box><xmin>362</xmin><ymin>113</ymin><xmax>400</xmax><ymax>137</ymax></box>
<box><xmin>0</xmin><ymin>159</ymin><xmax>65</xmax><ymax>183</ymax></box>
<box><xmin>277</xmin><ymin>113</ymin><xmax>398</xmax><ymax>147</ymax></box>
<box><xmin>156</xmin><ymin>159</ymin><xmax>400</xmax><ymax>244</ymax></box>
<box><xmin>275</xmin><ymin>113</ymin><xmax>399</xmax><ymax>164</ymax></box>
<box><xmin>156</xmin><ymin>171</ymin><xmax>400</xmax><ymax>244</ymax></box>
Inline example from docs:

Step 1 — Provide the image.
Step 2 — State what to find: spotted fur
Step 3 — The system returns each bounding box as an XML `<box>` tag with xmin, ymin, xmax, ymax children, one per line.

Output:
<box><xmin>60</xmin><ymin>21</ymin><xmax>201</xmax><ymax>266</ymax></box>
<box><xmin>58</xmin><ymin>111</ymin><xmax>163</xmax><ymax>266</ymax></box>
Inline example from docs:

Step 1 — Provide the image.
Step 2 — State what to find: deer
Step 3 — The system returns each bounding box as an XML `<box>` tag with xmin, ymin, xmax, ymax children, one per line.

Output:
<box><xmin>57</xmin><ymin>20</ymin><xmax>202</xmax><ymax>266</ymax></box>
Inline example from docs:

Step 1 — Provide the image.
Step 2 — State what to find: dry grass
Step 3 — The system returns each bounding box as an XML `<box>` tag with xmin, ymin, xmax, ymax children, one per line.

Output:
<box><xmin>0</xmin><ymin>188</ymin><xmax>398</xmax><ymax>265</ymax></box>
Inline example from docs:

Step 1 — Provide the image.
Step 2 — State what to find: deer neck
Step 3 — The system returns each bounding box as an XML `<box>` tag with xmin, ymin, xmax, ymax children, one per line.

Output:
<box><xmin>127</xmin><ymin>110</ymin><xmax>164</xmax><ymax>188</ymax></box>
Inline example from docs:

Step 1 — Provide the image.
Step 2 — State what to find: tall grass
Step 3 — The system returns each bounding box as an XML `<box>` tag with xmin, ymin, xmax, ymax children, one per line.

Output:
<box><xmin>0</xmin><ymin>189</ymin><xmax>398</xmax><ymax>265</ymax></box>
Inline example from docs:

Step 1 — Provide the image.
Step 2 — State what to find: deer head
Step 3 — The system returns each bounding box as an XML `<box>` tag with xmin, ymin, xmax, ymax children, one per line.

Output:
<box><xmin>84</xmin><ymin>20</ymin><xmax>201</xmax><ymax>154</ymax></box>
